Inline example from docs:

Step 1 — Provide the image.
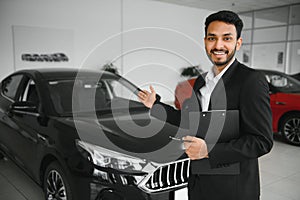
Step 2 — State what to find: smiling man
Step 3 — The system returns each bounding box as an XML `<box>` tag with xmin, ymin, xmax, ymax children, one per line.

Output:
<box><xmin>205</xmin><ymin>21</ymin><xmax>242</xmax><ymax>72</ymax></box>
<box><xmin>138</xmin><ymin>10</ymin><xmax>273</xmax><ymax>200</ymax></box>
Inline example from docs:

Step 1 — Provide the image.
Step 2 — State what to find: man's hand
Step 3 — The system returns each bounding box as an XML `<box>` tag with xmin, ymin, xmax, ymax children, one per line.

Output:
<box><xmin>183</xmin><ymin>136</ymin><xmax>209</xmax><ymax>160</ymax></box>
<box><xmin>138</xmin><ymin>85</ymin><xmax>157</xmax><ymax>108</ymax></box>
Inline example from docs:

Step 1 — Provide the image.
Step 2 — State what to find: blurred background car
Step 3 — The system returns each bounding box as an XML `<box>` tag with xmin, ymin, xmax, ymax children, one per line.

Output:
<box><xmin>174</xmin><ymin>69</ymin><xmax>300</xmax><ymax>146</ymax></box>
<box><xmin>0</xmin><ymin>68</ymin><xmax>189</xmax><ymax>200</ymax></box>
<box><xmin>290</xmin><ymin>72</ymin><xmax>300</xmax><ymax>81</ymax></box>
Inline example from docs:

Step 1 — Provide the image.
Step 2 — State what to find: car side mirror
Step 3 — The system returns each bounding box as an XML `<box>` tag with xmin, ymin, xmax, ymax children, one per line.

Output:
<box><xmin>10</xmin><ymin>101</ymin><xmax>39</xmax><ymax>114</ymax></box>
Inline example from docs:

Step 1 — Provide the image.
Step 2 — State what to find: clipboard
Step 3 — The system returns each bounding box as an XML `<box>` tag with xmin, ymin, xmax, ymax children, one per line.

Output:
<box><xmin>189</xmin><ymin>110</ymin><xmax>239</xmax><ymax>144</ymax></box>
<box><xmin>189</xmin><ymin>110</ymin><xmax>240</xmax><ymax>175</ymax></box>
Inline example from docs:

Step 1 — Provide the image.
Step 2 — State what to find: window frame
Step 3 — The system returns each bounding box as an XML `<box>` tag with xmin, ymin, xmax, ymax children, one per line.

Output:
<box><xmin>1</xmin><ymin>74</ymin><xmax>24</xmax><ymax>102</ymax></box>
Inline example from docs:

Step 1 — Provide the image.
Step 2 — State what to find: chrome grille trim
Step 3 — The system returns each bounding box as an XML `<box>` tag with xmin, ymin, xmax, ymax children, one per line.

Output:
<box><xmin>180</xmin><ymin>161</ymin><xmax>184</xmax><ymax>183</ymax></box>
<box><xmin>138</xmin><ymin>158</ymin><xmax>190</xmax><ymax>193</ymax></box>
<box><xmin>174</xmin><ymin>162</ymin><xmax>178</xmax><ymax>184</ymax></box>
<box><xmin>159</xmin><ymin>167</ymin><xmax>163</xmax><ymax>187</ymax></box>
<box><xmin>166</xmin><ymin>165</ymin><xmax>170</xmax><ymax>186</ymax></box>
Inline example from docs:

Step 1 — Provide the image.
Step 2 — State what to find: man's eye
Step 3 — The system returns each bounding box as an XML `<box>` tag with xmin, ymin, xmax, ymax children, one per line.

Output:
<box><xmin>207</xmin><ymin>37</ymin><xmax>215</xmax><ymax>41</ymax></box>
<box><xmin>224</xmin><ymin>37</ymin><xmax>232</xmax><ymax>41</ymax></box>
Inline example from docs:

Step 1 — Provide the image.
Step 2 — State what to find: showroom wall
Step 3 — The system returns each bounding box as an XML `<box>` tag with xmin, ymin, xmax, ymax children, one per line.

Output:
<box><xmin>236</xmin><ymin>5</ymin><xmax>300</xmax><ymax>74</ymax></box>
<box><xmin>0</xmin><ymin>0</ymin><xmax>212</xmax><ymax>103</ymax></box>
<box><xmin>122</xmin><ymin>0</ymin><xmax>211</xmax><ymax>102</ymax></box>
<box><xmin>0</xmin><ymin>0</ymin><xmax>122</xmax><ymax>78</ymax></box>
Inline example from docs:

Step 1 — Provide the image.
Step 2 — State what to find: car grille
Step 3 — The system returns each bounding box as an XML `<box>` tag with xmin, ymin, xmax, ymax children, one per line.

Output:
<box><xmin>138</xmin><ymin>158</ymin><xmax>190</xmax><ymax>193</ymax></box>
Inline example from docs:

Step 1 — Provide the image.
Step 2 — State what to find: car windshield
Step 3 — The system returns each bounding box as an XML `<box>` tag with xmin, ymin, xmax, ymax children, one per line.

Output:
<box><xmin>264</xmin><ymin>71</ymin><xmax>300</xmax><ymax>93</ymax></box>
<box><xmin>47</xmin><ymin>75</ymin><xmax>141</xmax><ymax>115</ymax></box>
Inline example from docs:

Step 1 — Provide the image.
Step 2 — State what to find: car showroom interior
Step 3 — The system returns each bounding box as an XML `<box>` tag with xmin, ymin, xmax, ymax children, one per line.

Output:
<box><xmin>0</xmin><ymin>0</ymin><xmax>299</xmax><ymax>200</ymax></box>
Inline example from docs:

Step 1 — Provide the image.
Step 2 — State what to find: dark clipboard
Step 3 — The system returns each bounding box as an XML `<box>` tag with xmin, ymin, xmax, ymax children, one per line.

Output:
<box><xmin>189</xmin><ymin>110</ymin><xmax>240</xmax><ymax>175</ymax></box>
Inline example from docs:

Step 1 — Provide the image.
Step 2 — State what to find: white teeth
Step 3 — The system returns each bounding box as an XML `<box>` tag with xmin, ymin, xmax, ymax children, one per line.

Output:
<box><xmin>213</xmin><ymin>51</ymin><xmax>225</xmax><ymax>55</ymax></box>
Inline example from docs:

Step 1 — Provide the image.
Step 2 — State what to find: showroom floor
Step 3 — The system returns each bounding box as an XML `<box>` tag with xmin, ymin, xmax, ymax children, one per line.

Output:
<box><xmin>0</xmin><ymin>135</ymin><xmax>299</xmax><ymax>200</ymax></box>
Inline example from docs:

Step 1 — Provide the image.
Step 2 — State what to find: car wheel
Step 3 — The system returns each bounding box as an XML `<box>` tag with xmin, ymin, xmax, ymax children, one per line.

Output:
<box><xmin>280</xmin><ymin>114</ymin><xmax>300</xmax><ymax>146</ymax></box>
<box><xmin>44</xmin><ymin>161</ymin><xmax>73</xmax><ymax>200</ymax></box>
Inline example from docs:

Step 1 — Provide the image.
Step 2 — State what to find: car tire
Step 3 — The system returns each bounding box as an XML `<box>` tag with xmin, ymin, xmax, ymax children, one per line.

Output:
<box><xmin>43</xmin><ymin>161</ymin><xmax>73</xmax><ymax>200</ymax></box>
<box><xmin>280</xmin><ymin>113</ymin><xmax>300</xmax><ymax>146</ymax></box>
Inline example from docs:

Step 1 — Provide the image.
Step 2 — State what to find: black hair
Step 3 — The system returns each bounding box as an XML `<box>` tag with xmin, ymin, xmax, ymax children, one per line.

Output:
<box><xmin>205</xmin><ymin>10</ymin><xmax>244</xmax><ymax>39</ymax></box>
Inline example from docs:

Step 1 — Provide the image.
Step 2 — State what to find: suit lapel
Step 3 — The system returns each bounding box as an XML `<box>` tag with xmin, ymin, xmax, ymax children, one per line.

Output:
<box><xmin>209</xmin><ymin>59</ymin><xmax>239</xmax><ymax>110</ymax></box>
<box><xmin>192</xmin><ymin>73</ymin><xmax>206</xmax><ymax>112</ymax></box>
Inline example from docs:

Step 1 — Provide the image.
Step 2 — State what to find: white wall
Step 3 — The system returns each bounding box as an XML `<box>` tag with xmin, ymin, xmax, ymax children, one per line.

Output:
<box><xmin>122</xmin><ymin>0</ymin><xmax>211</xmax><ymax>102</ymax></box>
<box><xmin>0</xmin><ymin>0</ymin><xmax>122</xmax><ymax>78</ymax></box>
<box><xmin>0</xmin><ymin>0</ymin><xmax>212</xmax><ymax>103</ymax></box>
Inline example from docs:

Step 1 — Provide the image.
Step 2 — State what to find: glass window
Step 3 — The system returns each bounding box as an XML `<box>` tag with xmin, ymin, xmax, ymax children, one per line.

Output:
<box><xmin>241</xmin><ymin>30</ymin><xmax>252</xmax><ymax>44</ymax></box>
<box><xmin>1</xmin><ymin>75</ymin><xmax>23</xmax><ymax>100</ymax></box>
<box><xmin>236</xmin><ymin>5</ymin><xmax>300</xmax><ymax>74</ymax></box>
<box><xmin>252</xmin><ymin>43</ymin><xmax>286</xmax><ymax>71</ymax></box>
<box><xmin>47</xmin><ymin>76</ymin><xmax>140</xmax><ymax>114</ymax></box>
<box><xmin>253</xmin><ymin>27</ymin><xmax>287</xmax><ymax>43</ymax></box>
<box><xmin>290</xmin><ymin>4</ymin><xmax>300</xmax><ymax>24</ymax></box>
<box><xmin>254</xmin><ymin>7</ymin><xmax>289</xmax><ymax>28</ymax></box>
<box><xmin>288</xmin><ymin>25</ymin><xmax>300</xmax><ymax>41</ymax></box>
<box><xmin>236</xmin><ymin>45</ymin><xmax>251</xmax><ymax>65</ymax></box>
<box><xmin>109</xmin><ymin>79</ymin><xmax>139</xmax><ymax>102</ymax></box>
<box><xmin>264</xmin><ymin>71</ymin><xmax>300</xmax><ymax>93</ymax></box>
<box><xmin>288</xmin><ymin>42</ymin><xmax>300</xmax><ymax>74</ymax></box>
<box><xmin>20</xmin><ymin>80</ymin><xmax>39</xmax><ymax>105</ymax></box>
<box><xmin>239</xmin><ymin>12</ymin><xmax>253</xmax><ymax>29</ymax></box>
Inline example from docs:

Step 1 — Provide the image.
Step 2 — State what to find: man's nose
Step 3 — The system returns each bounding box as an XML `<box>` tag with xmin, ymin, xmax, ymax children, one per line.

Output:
<box><xmin>214</xmin><ymin>39</ymin><xmax>224</xmax><ymax>49</ymax></box>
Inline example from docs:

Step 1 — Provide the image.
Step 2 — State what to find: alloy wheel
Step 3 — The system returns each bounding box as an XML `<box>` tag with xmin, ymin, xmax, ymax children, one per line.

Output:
<box><xmin>283</xmin><ymin>117</ymin><xmax>300</xmax><ymax>145</ymax></box>
<box><xmin>46</xmin><ymin>169</ymin><xmax>67</xmax><ymax>200</ymax></box>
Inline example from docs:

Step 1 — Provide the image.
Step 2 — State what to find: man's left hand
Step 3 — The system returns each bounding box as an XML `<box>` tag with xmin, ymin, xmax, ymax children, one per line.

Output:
<box><xmin>183</xmin><ymin>136</ymin><xmax>209</xmax><ymax>160</ymax></box>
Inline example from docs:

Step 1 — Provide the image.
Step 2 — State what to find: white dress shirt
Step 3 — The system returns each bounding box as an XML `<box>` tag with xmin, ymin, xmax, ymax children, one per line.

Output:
<box><xmin>199</xmin><ymin>59</ymin><xmax>235</xmax><ymax>111</ymax></box>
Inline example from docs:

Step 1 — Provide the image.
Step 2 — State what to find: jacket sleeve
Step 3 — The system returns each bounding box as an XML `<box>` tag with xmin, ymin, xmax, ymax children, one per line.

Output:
<box><xmin>150</xmin><ymin>99</ymin><xmax>182</xmax><ymax>127</ymax></box>
<box><xmin>208</xmin><ymin>71</ymin><xmax>273</xmax><ymax>167</ymax></box>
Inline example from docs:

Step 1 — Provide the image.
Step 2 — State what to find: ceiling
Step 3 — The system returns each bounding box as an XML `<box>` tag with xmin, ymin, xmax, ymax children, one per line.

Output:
<box><xmin>151</xmin><ymin>0</ymin><xmax>300</xmax><ymax>13</ymax></box>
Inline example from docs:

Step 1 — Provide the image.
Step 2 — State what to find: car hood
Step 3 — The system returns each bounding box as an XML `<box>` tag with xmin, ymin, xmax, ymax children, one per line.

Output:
<box><xmin>60</xmin><ymin>108</ymin><xmax>187</xmax><ymax>164</ymax></box>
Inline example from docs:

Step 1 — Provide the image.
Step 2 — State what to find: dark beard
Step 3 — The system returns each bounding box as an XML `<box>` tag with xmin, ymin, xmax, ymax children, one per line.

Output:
<box><xmin>214</xmin><ymin>49</ymin><xmax>235</xmax><ymax>66</ymax></box>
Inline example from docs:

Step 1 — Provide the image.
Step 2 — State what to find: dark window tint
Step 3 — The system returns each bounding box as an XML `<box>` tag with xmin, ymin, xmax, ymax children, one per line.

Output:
<box><xmin>20</xmin><ymin>79</ymin><xmax>39</xmax><ymax>105</ymax></box>
<box><xmin>1</xmin><ymin>75</ymin><xmax>23</xmax><ymax>100</ymax></box>
<box><xmin>264</xmin><ymin>72</ymin><xmax>300</xmax><ymax>93</ymax></box>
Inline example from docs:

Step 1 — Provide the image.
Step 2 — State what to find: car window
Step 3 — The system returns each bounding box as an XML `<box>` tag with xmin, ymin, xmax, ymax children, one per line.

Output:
<box><xmin>1</xmin><ymin>74</ymin><xmax>23</xmax><ymax>100</ymax></box>
<box><xmin>20</xmin><ymin>79</ymin><xmax>40</xmax><ymax>105</ymax></box>
<box><xmin>47</xmin><ymin>76</ymin><xmax>140</xmax><ymax>114</ymax></box>
<box><xmin>265</xmin><ymin>73</ymin><xmax>300</xmax><ymax>93</ymax></box>
<box><xmin>107</xmin><ymin>79</ymin><xmax>139</xmax><ymax>102</ymax></box>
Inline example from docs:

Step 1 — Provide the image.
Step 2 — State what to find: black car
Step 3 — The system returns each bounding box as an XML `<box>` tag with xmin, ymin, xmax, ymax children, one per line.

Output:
<box><xmin>0</xmin><ymin>68</ymin><xmax>189</xmax><ymax>200</ymax></box>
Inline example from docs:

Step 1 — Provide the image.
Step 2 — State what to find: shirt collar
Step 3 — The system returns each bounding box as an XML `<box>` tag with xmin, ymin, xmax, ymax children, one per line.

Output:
<box><xmin>206</xmin><ymin>58</ymin><xmax>235</xmax><ymax>82</ymax></box>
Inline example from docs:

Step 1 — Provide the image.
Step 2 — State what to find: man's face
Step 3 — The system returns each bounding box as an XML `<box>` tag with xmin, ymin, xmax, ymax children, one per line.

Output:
<box><xmin>204</xmin><ymin>21</ymin><xmax>242</xmax><ymax>68</ymax></box>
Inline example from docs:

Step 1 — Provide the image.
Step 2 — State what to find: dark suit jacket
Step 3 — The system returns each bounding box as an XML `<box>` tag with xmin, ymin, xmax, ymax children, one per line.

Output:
<box><xmin>150</xmin><ymin>59</ymin><xmax>273</xmax><ymax>200</ymax></box>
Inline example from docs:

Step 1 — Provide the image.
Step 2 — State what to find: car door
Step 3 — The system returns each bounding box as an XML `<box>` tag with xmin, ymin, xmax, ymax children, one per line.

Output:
<box><xmin>0</xmin><ymin>74</ymin><xmax>24</xmax><ymax>158</ymax></box>
<box><xmin>0</xmin><ymin>75</ymin><xmax>40</xmax><ymax>175</ymax></box>
<box><xmin>7</xmin><ymin>77</ymin><xmax>44</xmax><ymax>175</ymax></box>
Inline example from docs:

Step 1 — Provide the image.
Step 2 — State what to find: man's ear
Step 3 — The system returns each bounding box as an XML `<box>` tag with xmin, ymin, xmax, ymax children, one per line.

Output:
<box><xmin>236</xmin><ymin>37</ymin><xmax>242</xmax><ymax>50</ymax></box>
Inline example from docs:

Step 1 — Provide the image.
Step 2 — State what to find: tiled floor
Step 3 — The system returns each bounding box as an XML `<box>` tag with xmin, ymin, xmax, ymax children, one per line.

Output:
<box><xmin>0</xmin><ymin>135</ymin><xmax>299</xmax><ymax>200</ymax></box>
<box><xmin>0</xmin><ymin>157</ymin><xmax>43</xmax><ymax>200</ymax></box>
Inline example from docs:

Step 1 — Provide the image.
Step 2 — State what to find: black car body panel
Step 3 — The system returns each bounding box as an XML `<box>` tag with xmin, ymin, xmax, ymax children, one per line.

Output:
<box><xmin>0</xmin><ymin>68</ymin><xmax>188</xmax><ymax>200</ymax></box>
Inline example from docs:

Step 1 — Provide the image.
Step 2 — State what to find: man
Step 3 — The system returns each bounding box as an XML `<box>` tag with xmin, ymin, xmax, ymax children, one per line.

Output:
<box><xmin>138</xmin><ymin>10</ymin><xmax>273</xmax><ymax>200</ymax></box>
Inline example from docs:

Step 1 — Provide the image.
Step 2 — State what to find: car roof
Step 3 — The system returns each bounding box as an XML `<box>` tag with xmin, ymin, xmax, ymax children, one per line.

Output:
<box><xmin>13</xmin><ymin>68</ymin><xmax>119</xmax><ymax>80</ymax></box>
<box><xmin>256</xmin><ymin>69</ymin><xmax>281</xmax><ymax>73</ymax></box>
<box><xmin>255</xmin><ymin>69</ymin><xmax>293</xmax><ymax>76</ymax></box>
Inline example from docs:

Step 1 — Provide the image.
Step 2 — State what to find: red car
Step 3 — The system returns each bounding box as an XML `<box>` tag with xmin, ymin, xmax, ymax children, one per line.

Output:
<box><xmin>174</xmin><ymin>69</ymin><xmax>300</xmax><ymax>146</ymax></box>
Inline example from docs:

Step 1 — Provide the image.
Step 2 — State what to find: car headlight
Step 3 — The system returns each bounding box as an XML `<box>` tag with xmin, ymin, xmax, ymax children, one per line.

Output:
<box><xmin>76</xmin><ymin>140</ymin><xmax>147</xmax><ymax>173</ymax></box>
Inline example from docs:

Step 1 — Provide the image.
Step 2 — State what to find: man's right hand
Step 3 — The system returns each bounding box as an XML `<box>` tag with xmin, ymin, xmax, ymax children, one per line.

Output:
<box><xmin>138</xmin><ymin>85</ymin><xmax>157</xmax><ymax>108</ymax></box>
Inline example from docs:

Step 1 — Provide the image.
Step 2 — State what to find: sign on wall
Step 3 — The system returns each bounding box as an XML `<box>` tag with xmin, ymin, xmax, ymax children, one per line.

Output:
<box><xmin>12</xmin><ymin>26</ymin><xmax>74</xmax><ymax>70</ymax></box>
